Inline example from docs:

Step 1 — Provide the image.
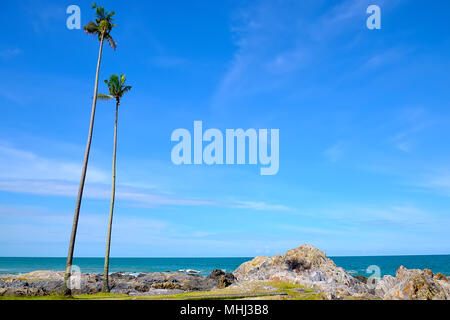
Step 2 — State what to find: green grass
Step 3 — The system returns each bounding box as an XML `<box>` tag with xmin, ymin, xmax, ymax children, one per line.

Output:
<box><xmin>265</xmin><ymin>280</ymin><xmax>324</xmax><ymax>299</ymax></box>
<box><xmin>267</xmin><ymin>281</ymin><xmax>305</xmax><ymax>291</ymax></box>
<box><xmin>73</xmin><ymin>293</ymin><xmax>130</xmax><ymax>300</ymax></box>
<box><xmin>0</xmin><ymin>294</ymin><xmax>72</xmax><ymax>301</ymax></box>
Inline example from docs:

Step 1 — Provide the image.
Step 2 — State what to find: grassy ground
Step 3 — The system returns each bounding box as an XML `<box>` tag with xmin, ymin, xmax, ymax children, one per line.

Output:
<box><xmin>0</xmin><ymin>281</ymin><xmax>327</xmax><ymax>301</ymax></box>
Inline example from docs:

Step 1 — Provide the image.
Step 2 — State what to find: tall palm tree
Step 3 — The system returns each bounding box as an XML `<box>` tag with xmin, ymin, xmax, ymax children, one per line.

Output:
<box><xmin>63</xmin><ymin>3</ymin><xmax>117</xmax><ymax>296</ymax></box>
<box><xmin>98</xmin><ymin>74</ymin><xmax>132</xmax><ymax>292</ymax></box>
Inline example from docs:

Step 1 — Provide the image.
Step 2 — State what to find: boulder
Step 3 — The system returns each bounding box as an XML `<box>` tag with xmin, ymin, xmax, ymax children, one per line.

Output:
<box><xmin>108</xmin><ymin>272</ymin><xmax>219</xmax><ymax>294</ymax></box>
<box><xmin>376</xmin><ymin>266</ymin><xmax>449</xmax><ymax>300</ymax></box>
<box><xmin>233</xmin><ymin>244</ymin><xmax>371</xmax><ymax>299</ymax></box>
<box><xmin>207</xmin><ymin>269</ymin><xmax>236</xmax><ymax>288</ymax></box>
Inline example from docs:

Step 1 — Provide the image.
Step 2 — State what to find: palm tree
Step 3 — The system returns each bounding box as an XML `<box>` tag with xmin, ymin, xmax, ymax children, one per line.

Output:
<box><xmin>98</xmin><ymin>74</ymin><xmax>132</xmax><ymax>292</ymax></box>
<box><xmin>63</xmin><ymin>3</ymin><xmax>117</xmax><ymax>296</ymax></box>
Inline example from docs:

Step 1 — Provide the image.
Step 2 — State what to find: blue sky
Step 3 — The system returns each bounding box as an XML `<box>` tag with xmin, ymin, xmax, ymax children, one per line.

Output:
<box><xmin>0</xmin><ymin>0</ymin><xmax>449</xmax><ymax>257</ymax></box>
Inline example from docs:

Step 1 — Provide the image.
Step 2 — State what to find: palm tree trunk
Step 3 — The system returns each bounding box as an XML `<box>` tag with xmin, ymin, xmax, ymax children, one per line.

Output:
<box><xmin>103</xmin><ymin>102</ymin><xmax>119</xmax><ymax>293</ymax></box>
<box><xmin>63</xmin><ymin>34</ymin><xmax>105</xmax><ymax>296</ymax></box>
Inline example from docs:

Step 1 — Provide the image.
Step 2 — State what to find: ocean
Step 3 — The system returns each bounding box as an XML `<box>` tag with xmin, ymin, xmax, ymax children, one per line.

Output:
<box><xmin>0</xmin><ymin>255</ymin><xmax>448</xmax><ymax>277</ymax></box>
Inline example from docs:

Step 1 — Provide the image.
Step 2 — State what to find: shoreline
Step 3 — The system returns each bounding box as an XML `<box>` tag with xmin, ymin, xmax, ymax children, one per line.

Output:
<box><xmin>1</xmin><ymin>254</ymin><xmax>449</xmax><ymax>278</ymax></box>
<box><xmin>1</xmin><ymin>245</ymin><xmax>449</xmax><ymax>300</ymax></box>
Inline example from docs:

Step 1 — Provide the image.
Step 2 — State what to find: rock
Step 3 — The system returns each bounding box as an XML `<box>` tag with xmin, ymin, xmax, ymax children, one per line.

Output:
<box><xmin>375</xmin><ymin>275</ymin><xmax>396</xmax><ymax>297</ymax></box>
<box><xmin>207</xmin><ymin>269</ymin><xmax>226</xmax><ymax>280</ymax></box>
<box><xmin>207</xmin><ymin>269</ymin><xmax>236</xmax><ymax>288</ymax></box>
<box><xmin>16</xmin><ymin>271</ymin><xmax>64</xmax><ymax>281</ymax></box>
<box><xmin>434</xmin><ymin>273</ymin><xmax>448</xmax><ymax>281</ymax></box>
<box><xmin>233</xmin><ymin>244</ymin><xmax>371</xmax><ymax>299</ymax></box>
<box><xmin>108</xmin><ymin>272</ymin><xmax>220</xmax><ymax>294</ymax></box>
<box><xmin>0</xmin><ymin>270</ymin><xmax>226</xmax><ymax>296</ymax></box>
<box><xmin>355</xmin><ymin>276</ymin><xmax>368</xmax><ymax>284</ymax></box>
<box><xmin>376</xmin><ymin>266</ymin><xmax>449</xmax><ymax>300</ymax></box>
<box><xmin>29</xmin><ymin>280</ymin><xmax>63</xmax><ymax>294</ymax></box>
<box><xmin>110</xmin><ymin>272</ymin><xmax>136</xmax><ymax>281</ymax></box>
<box><xmin>0</xmin><ymin>247</ymin><xmax>448</xmax><ymax>300</ymax></box>
<box><xmin>218</xmin><ymin>274</ymin><xmax>236</xmax><ymax>288</ymax></box>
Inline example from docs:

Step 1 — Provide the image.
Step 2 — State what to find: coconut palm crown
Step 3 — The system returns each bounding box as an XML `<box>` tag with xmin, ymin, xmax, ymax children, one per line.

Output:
<box><xmin>98</xmin><ymin>74</ymin><xmax>132</xmax><ymax>105</ymax></box>
<box><xmin>84</xmin><ymin>2</ymin><xmax>117</xmax><ymax>49</ymax></box>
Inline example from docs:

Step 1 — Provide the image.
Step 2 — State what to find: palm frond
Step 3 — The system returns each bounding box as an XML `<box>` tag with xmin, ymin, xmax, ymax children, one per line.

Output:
<box><xmin>120</xmin><ymin>86</ymin><xmax>132</xmax><ymax>96</ymax></box>
<box><xmin>85</xmin><ymin>4</ymin><xmax>116</xmax><ymax>43</ymax></box>
<box><xmin>120</xmin><ymin>74</ymin><xmax>126</xmax><ymax>85</ymax></box>
<box><xmin>97</xmin><ymin>94</ymin><xmax>113</xmax><ymax>101</ymax></box>
<box><xmin>102</xmin><ymin>74</ymin><xmax>132</xmax><ymax>103</ymax></box>
<box><xmin>84</xmin><ymin>21</ymin><xmax>99</xmax><ymax>35</ymax></box>
<box><xmin>106</xmin><ymin>11</ymin><xmax>116</xmax><ymax>21</ymax></box>
<box><xmin>105</xmin><ymin>34</ymin><xmax>117</xmax><ymax>50</ymax></box>
<box><xmin>95</xmin><ymin>6</ymin><xmax>107</xmax><ymax>21</ymax></box>
<box><xmin>110</xmin><ymin>74</ymin><xmax>120</xmax><ymax>84</ymax></box>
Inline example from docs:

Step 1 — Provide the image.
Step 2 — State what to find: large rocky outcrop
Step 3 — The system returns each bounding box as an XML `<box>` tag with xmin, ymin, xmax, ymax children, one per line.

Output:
<box><xmin>233</xmin><ymin>244</ymin><xmax>371</xmax><ymax>299</ymax></box>
<box><xmin>232</xmin><ymin>244</ymin><xmax>450</xmax><ymax>300</ymax></box>
<box><xmin>376</xmin><ymin>266</ymin><xmax>449</xmax><ymax>300</ymax></box>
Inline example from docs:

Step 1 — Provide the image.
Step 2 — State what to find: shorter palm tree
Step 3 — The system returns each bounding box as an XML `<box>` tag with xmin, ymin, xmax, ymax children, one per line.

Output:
<box><xmin>98</xmin><ymin>74</ymin><xmax>132</xmax><ymax>292</ymax></box>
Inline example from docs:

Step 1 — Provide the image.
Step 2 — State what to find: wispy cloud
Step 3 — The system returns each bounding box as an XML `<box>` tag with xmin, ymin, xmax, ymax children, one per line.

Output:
<box><xmin>232</xmin><ymin>201</ymin><xmax>292</xmax><ymax>212</ymax></box>
<box><xmin>388</xmin><ymin>107</ymin><xmax>430</xmax><ymax>153</ymax></box>
<box><xmin>414</xmin><ymin>171</ymin><xmax>450</xmax><ymax>197</ymax></box>
<box><xmin>212</xmin><ymin>1</ymin><xmax>313</xmax><ymax>107</ymax></box>
<box><xmin>0</xmin><ymin>143</ymin><xmax>291</xmax><ymax>211</ymax></box>
<box><xmin>360</xmin><ymin>47</ymin><xmax>413</xmax><ymax>71</ymax></box>
<box><xmin>324</xmin><ymin>141</ymin><xmax>344</xmax><ymax>162</ymax></box>
<box><xmin>21</xmin><ymin>0</ymin><xmax>64</xmax><ymax>33</ymax></box>
<box><xmin>279</xmin><ymin>225</ymin><xmax>347</xmax><ymax>236</ymax></box>
<box><xmin>0</xmin><ymin>178</ymin><xmax>291</xmax><ymax>211</ymax></box>
<box><xmin>0</xmin><ymin>48</ymin><xmax>22</xmax><ymax>60</ymax></box>
<box><xmin>212</xmin><ymin>0</ymin><xmax>391</xmax><ymax>109</ymax></box>
<box><xmin>149</xmin><ymin>56</ymin><xmax>188</xmax><ymax>68</ymax></box>
<box><xmin>308</xmin><ymin>0</ymin><xmax>371</xmax><ymax>40</ymax></box>
<box><xmin>0</xmin><ymin>204</ymin><xmax>171</xmax><ymax>247</ymax></box>
<box><xmin>323</xmin><ymin>204</ymin><xmax>449</xmax><ymax>231</ymax></box>
<box><xmin>0</xmin><ymin>144</ymin><xmax>107</xmax><ymax>183</ymax></box>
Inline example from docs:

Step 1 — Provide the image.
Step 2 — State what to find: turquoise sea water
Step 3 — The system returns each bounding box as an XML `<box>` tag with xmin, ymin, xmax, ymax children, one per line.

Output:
<box><xmin>0</xmin><ymin>255</ymin><xmax>448</xmax><ymax>277</ymax></box>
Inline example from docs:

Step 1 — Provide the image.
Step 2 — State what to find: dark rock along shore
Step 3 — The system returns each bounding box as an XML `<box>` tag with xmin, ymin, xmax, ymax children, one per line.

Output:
<box><xmin>0</xmin><ymin>244</ymin><xmax>448</xmax><ymax>300</ymax></box>
<box><xmin>0</xmin><ymin>269</ymin><xmax>235</xmax><ymax>297</ymax></box>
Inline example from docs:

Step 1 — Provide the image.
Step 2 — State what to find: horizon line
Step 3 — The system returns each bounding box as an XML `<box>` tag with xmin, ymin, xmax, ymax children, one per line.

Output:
<box><xmin>1</xmin><ymin>253</ymin><xmax>449</xmax><ymax>259</ymax></box>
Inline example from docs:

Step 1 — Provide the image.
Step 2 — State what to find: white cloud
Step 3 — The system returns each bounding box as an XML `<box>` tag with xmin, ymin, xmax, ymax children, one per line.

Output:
<box><xmin>323</xmin><ymin>204</ymin><xmax>449</xmax><ymax>231</ymax></box>
<box><xmin>21</xmin><ymin>0</ymin><xmax>64</xmax><ymax>33</ymax></box>
<box><xmin>324</xmin><ymin>142</ymin><xmax>344</xmax><ymax>162</ymax></box>
<box><xmin>360</xmin><ymin>47</ymin><xmax>412</xmax><ymax>71</ymax></box>
<box><xmin>388</xmin><ymin>108</ymin><xmax>429</xmax><ymax>153</ymax></box>
<box><xmin>0</xmin><ymin>205</ymin><xmax>171</xmax><ymax>248</ymax></box>
<box><xmin>0</xmin><ymin>178</ymin><xmax>292</xmax><ymax>211</ymax></box>
<box><xmin>232</xmin><ymin>201</ymin><xmax>292</xmax><ymax>212</ymax></box>
<box><xmin>279</xmin><ymin>225</ymin><xmax>347</xmax><ymax>236</ymax></box>
<box><xmin>149</xmin><ymin>56</ymin><xmax>187</xmax><ymax>68</ymax></box>
<box><xmin>416</xmin><ymin>172</ymin><xmax>450</xmax><ymax>196</ymax></box>
<box><xmin>0</xmin><ymin>144</ymin><xmax>107</xmax><ymax>184</ymax></box>
<box><xmin>0</xmin><ymin>48</ymin><xmax>22</xmax><ymax>60</ymax></box>
<box><xmin>308</xmin><ymin>0</ymin><xmax>370</xmax><ymax>40</ymax></box>
<box><xmin>212</xmin><ymin>0</ymin><xmax>387</xmax><ymax>109</ymax></box>
<box><xmin>0</xmin><ymin>143</ymin><xmax>291</xmax><ymax>211</ymax></box>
